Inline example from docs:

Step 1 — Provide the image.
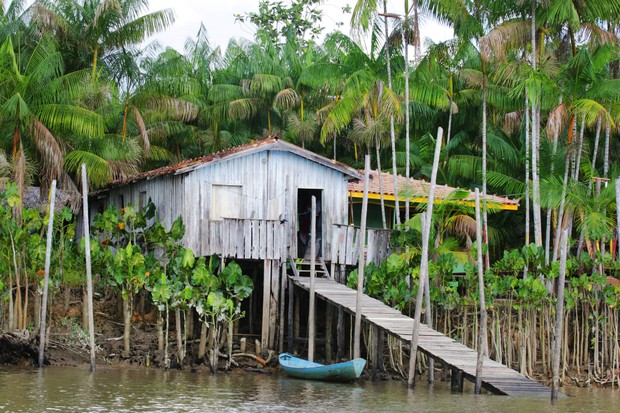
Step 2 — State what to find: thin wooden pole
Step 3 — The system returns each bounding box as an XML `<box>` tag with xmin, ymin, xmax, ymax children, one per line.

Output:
<box><xmin>308</xmin><ymin>196</ymin><xmax>317</xmax><ymax>361</ymax></box>
<box><xmin>474</xmin><ymin>188</ymin><xmax>487</xmax><ymax>394</ymax></box>
<box><xmin>408</xmin><ymin>127</ymin><xmax>443</xmax><ymax>388</ymax></box>
<box><xmin>422</xmin><ymin>212</ymin><xmax>434</xmax><ymax>383</ymax></box>
<box><xmin>262</xmin><ymin>259</ymin><xmax>271</xmax><ymax>349</ymax></box>
<box><xmin>82</xmin><ymin>164</ymin><xmax>97</xmax><ymax>372</ymax></box>
<box><xmin>287</xmin><ymin>278</ymin><xmax>294</xmax><ymax>353</ymax></box>
<box><xmin>354</xmin><ymin>155</ymin><xmax>370</xmax><ymax>359</ymax></box>
<box><xmin>616</xmin><ymin>178</ymin><xmax>620</xmax><ymax>258</ymax></box>
<box><xmin>38</xmin><ymin>180</ymin><xmax>56</xmax><ymax>368</ymax></box>
<box><xmin>279</xmin><ymin>262</ymin><xmax>286</xmax><ymax>353</ymax></box>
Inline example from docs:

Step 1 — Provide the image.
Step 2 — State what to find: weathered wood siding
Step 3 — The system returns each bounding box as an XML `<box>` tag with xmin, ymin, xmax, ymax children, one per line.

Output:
<box><xmin>331</xmin><ymin>224</ymin><xmax>392</xmax><ymax>266</ymax></box>
<box><xmin>90</xmin><ymin>175</ymin><xmax>184</xmax><ymax>230</ymax></box>
<box><xmin>91</xmin><ymin>149</ymin><xmax>351</xmax><ymax>262</ymax></box>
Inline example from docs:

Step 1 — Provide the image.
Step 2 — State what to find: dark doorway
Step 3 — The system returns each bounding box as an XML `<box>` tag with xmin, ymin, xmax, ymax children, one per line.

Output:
<box><xmin>297</xmin><ymin>189</ymin><xmax>323</xmax><ymax>259</ymax></box>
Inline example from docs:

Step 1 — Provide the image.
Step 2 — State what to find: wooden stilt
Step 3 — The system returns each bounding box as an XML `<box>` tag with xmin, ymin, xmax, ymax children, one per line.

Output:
<box><xmin>325</xmin><ymin>305</ymin><xmax>333</xmax><ymax>363</ymax></box>
<box><xmin>337</xmin><ymin>307</ymin><xmax>344</xmax><ymax>361</ymax></box>
<box><xmin>451</xmin><ymin>367</ymin><xmax>464</xmax><ymax>393</ymax></box>
<box><xmin>288</xmin><ymin>278</ymin><xmax>294</xmax><ymax>353</ymax></box>
<box><xmin>269</xmin><ymin>260</ymin><xmax>279</xmax><ymax>348</ymax></box>
<box><xmin>372</xmin><ymin>324</ymin><xmax>379</xmax><ymax>381</ymax></box>
<box><xmin>279</xmin><ymin>262</ymin><xmax>286</xmax><ymax>353</ymax></box>
<box><xmin>261</xmin><ymin>259</ymin><xmax>271</xmax><ymax>349</ymax></box>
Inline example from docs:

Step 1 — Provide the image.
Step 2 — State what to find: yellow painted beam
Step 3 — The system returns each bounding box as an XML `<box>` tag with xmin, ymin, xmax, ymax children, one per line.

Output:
<box><xmin>348</xmin><ymin>191</ymin><xmax>519</xmax><ymax>211</ymax></box>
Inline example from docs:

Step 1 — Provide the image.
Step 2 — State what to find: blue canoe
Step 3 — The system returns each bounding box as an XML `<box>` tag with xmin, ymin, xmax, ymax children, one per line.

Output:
<box><xmin>279</xmin><ymin>353</ymin><xmax>366</xmax><ymax>382</ymax></box>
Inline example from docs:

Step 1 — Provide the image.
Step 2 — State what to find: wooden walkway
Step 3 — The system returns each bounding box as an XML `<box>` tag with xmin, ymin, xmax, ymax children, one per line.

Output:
<box><xmin>291</xmin><ymin>276</ymin><xmax>557</xmax><ymax>397</ymax></box>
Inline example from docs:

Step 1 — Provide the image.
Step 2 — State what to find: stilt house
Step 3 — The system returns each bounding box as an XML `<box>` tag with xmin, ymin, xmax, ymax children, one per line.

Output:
<box><xmin>90</xmin><ymin>137</ymin><xmax>376</xmax><ymax>348</ymax></box>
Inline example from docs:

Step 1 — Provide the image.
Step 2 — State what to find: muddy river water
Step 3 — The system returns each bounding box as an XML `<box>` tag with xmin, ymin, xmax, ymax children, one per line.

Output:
<box><xmin>0</xmin><ymin>366</ymin><xmax>617</xmax><ymax>412</ymax></box>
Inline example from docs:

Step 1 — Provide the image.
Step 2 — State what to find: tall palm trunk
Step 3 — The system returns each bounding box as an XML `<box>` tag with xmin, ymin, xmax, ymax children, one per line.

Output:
<box><xmin>545</xmin><ymin>106</ymin><xmax>560</xmax><ymax>264</ymax></box>
<box><xmin>531</xmin><ymin>0</ymin><xmax>543</xmax><ymax>248</ymax></box>
<box><xmin>404</xmin><ymin>5</ymin><xmax>412</xmax><ymax>222</ymax></box>
<box><xmin>481</xmin><ymin>59</ymin><xmax>490</xmax><ymax>269</ymax></box>
<box><xmin>383</xmin><ymin>2</ymin><xmax>400</xmax><ymax>227</ymax></box>
<box><xmin>552</xmin><ymin>209</ymin><xmax>572</xmax><ymax>402</ymax></box>
<box><xmin>603</xmin><ymin>118</ymin><xmax>611</xmax><ymax>178</ymax></box>
<box><xmin>376</xmin><ymin>142</ymin><xmax>387</xmax><ymax>229</ymax></box>
<box><xmin>524</xmin><ymin>95</ymin><xmax>531</xmax><ymax>276</ymax></box>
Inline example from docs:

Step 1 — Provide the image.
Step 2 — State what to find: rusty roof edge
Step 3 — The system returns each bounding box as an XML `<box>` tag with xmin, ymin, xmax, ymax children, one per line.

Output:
<box><xmin>92</xmin><ymin>137</ymin><xmax>362</xmax><ymax>194</ymax></box>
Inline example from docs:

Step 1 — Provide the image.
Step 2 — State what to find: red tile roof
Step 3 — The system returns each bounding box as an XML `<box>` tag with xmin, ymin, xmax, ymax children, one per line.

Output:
<box><xmin>349</xmin><ymin>171</ymin><xmax>519</xmax><ymax>210</ymax></box>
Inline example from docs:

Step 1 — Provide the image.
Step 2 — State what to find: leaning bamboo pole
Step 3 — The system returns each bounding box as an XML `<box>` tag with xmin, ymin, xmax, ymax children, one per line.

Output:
<box><xmin>38</xmin><ymin>179</ymin><xmax>57</xmax><ymax>368</ymax></box>
<box><xmin>408</xmin><ymin>127</ymin><xmax>443</xmax><ymax>387</ymax></box>
<box><xmin>474</xmin><ymin>188</ymin><xmax>488</xmax><ymax>394</ymax></box>
<box><xmin>616</xmin><ymin>178</ymin><xmax>620</xmax><ymax>258</ymax></box>
<box><xmin>81</xmin><ymin>164</ymin><xmax>97</xmax><ymax>372</ymax></box>
<box><xmin>308</xmin><ymin>196</ymin><xmax>317</xmax><ymax>362</ymax></box>
<box><xmin>354</xmin><ymin>156</ymin><xmax>370</xmax><ymax>359</ymax></box>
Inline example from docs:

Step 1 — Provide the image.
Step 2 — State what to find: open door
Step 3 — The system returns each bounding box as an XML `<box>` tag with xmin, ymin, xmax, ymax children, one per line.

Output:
<box><xmin>297</xmin><ymin>189</ymin><xmax>322</xmax><ymax>259</ymax></box>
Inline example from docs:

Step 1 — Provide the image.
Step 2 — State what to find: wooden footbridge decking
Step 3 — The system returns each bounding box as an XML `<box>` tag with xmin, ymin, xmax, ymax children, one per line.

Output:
<box><xmin>291</xmin><ymin>276</ymin><xmax>557</xmax><ymax>397</ymax></box>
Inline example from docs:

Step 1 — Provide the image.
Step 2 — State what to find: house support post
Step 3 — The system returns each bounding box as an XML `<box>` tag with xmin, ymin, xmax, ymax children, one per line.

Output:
<box><xmin>287</xmin><ymin>278</ymin><xmax>294</xmax><ymax>353</ymax></box>
<box><xmin>261</xmin><ymin>259</ymin><xmax>271</xmax><ymax>349</ymax></box>
<box><xmin>372</xmin><ymin>324</ymin><xmax>379</xmax><ymax>381</ymax></box>
<box><xmin>279</xmin><ymin>262</ymin><xmax>286</xmax><ymax>353</ymax></box>
<box><xmin>337</xmin><ymin>307</ymin><xmax>345</xmax><ymax>360</ymax></box>
<box><xmin>269</xmin><ymin>259</ymin><xmax>280</xmax><ymax>349</ymax></box>
<box><xmin>325</xmin><ymin>305</ymin><xmax>333</xmax><ymax>363</ymax></box>
<box><xmin>451</xmin><ymin>368</ymin><xmax>464</xmax><ymax>393</ymax></box>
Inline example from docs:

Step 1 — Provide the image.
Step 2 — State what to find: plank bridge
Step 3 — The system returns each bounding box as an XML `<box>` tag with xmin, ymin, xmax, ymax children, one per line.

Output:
<box><xmin>290</xmin><ymin>275</ymin><xmax>557</xmax><ymax>397</ymax></box>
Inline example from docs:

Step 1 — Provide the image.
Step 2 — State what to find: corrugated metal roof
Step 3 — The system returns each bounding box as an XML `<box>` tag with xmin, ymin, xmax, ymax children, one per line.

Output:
<box><xmin>349</xmin><ymin>171</ymin><xmax>519</xmax><ymax>210</ymax></box>
<box><xmin>99</xmin><ymin>136</ymin><xmax>362</xmax><ymax>192</ymax></box>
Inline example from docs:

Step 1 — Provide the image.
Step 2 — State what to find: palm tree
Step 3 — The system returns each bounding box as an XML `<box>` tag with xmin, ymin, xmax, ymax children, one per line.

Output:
<box><xmin>352</xmin><ymin>0</ymin><xmax>403</xmax><ymax>223</ymax></box>
<box><xmin>0</xmin><ymin>37</ymin><xmax>104</xmax><ymax>209</ymax></box>
<box><xmin>33</xmin><ymin>0</ymin><xmax>175</xmax><ymax>78</ymax></box>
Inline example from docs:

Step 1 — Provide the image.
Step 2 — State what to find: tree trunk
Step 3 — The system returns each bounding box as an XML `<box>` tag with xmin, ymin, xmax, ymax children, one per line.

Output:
<box><xmin>175</xmin><ymin>308</ymin><xmax>184</xmax><ymax>366</ymax></box>
<box><xmin>552</xmin><ymin>211</ymin><xmax>572</xmax><ymax>402</ymax></box>
<box><xmin>481</xmin><ymin>65</ymin><xmax>490</xmax><ymax>269</ymax></box>
<box><xmin>376</xmin><ymin>142</ymin><xmax>387</xmax><ymax>229</ymax></box>
<box><xmin>524</xmin><ymin>94</ymin><xmax>531</xmax><ymax>275</ymax></box>
<box><xmin>530</xmin><ymin>0</ymin><xmax>543</xmax><ymax>248</ymax></box>
<box><xmin>603</xmin><ymin>119</ymin><xmax>611</xmax><ymax>178</ymax></box>
<box><xmin>123</xmin><ymin>294</ymin><xmax>132</xmax><ymax>358</ymax></box>
<box><xmin>157</xmin><ymin>312</ymin><xmax>164</xmax><ymax>352</ymax></box>
<box><xmin>38</xmin><ymin>180</ymin><xmax>56</xmax><ymax>368</ymax></box>
<box><xmin>383</xmin><ymin>1</ymin><xmax>400</xmax><ymax>226</ymax></box>
<box><xmin>227</xmin><ymin>321</ymin><xmax>233</xmax><ymax>370</ymax></box>
<box><xmin>403</xmin><ymin>13</ymin><xmax>411</xmax><ymax>222</ymax></box>
<box><xmin>545</xmin><ymin>102</ymin><xmax>560</xmax><ymax>263</ymax></box>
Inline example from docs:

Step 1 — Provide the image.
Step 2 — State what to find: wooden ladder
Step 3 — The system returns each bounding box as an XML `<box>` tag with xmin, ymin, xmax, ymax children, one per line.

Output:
<box><xmin>288</xmin><ymin>257</ymin><xmax>331</xmax><ymax>278</ymax></box>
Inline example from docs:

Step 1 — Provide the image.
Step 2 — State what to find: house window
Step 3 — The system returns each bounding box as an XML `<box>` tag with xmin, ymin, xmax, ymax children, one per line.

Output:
<box><xmin>139</xmin><ymin>191</ymin><xmax>147</xmax><ymax>211</ymax></box>
<box><xmin>211</xmin><ymin>184</ymin><xmax>243</xmax><ymax>220</ymax></box>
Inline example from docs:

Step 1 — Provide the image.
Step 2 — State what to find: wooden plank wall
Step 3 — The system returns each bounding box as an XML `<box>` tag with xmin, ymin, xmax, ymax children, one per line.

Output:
<box><xmin>201</xmin><ymin>219</ymin><xmax>289</xmax><ymax>260</ymax></box>
<box><xmin>331</xmin><ymin>224</ymin><xmax>391</xmax><ymax>267</ymax></box>
<box><xmin>95</xmin><ymin>150</ymin><xmax>353</xmax><ymax>263</ymax></box>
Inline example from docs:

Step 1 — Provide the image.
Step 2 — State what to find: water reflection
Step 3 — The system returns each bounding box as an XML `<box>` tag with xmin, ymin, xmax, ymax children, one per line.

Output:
<box><xmin>0</xmin><ymin>366</ymin><xmax>618</xmax><ymax>412</ymax></box>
